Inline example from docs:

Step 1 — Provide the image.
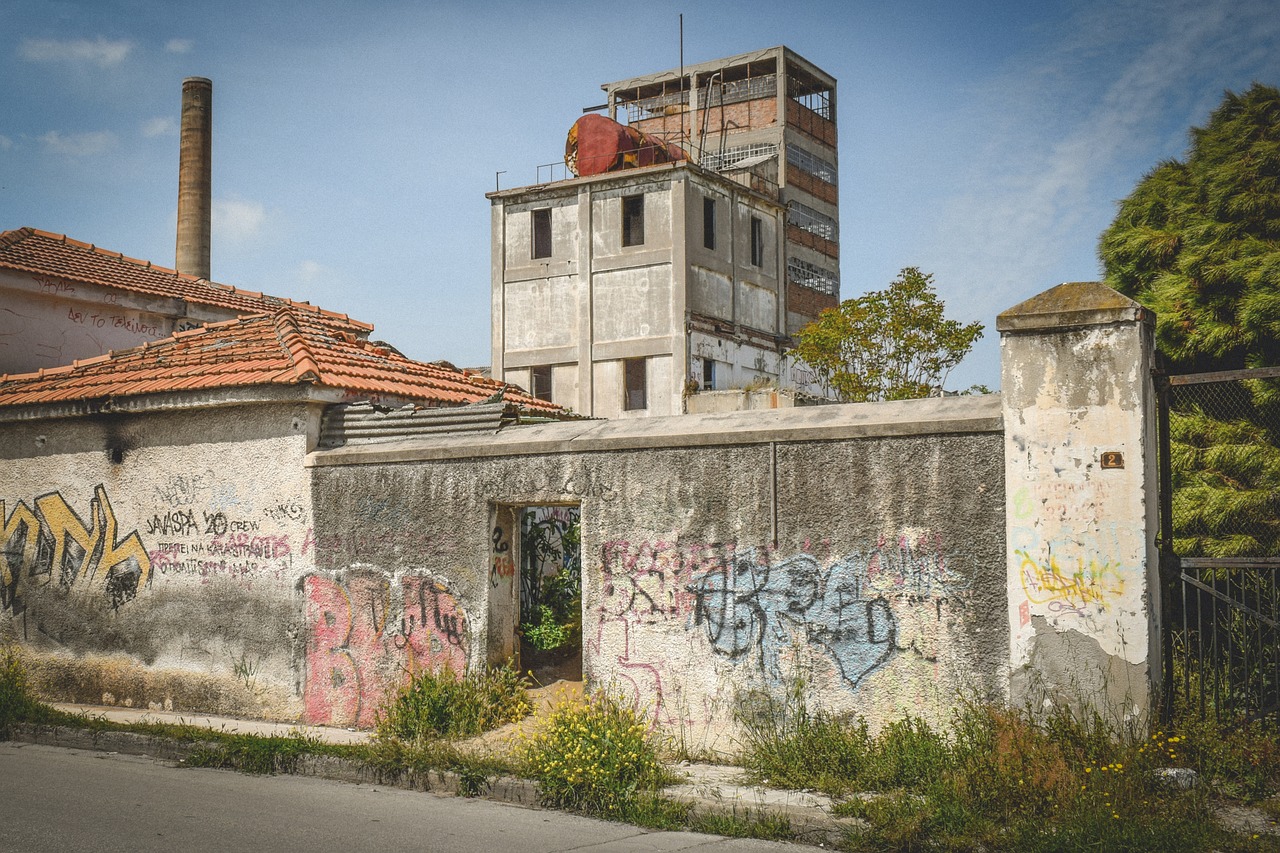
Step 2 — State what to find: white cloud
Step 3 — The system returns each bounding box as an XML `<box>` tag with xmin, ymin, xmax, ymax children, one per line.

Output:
<box><xmin>213</xmin><ymin>198</ymin><xmax>268</xmax><ymax>243</ymax></box>
<box><xmin>165</xmin><ymin>38</ymin><xmax>193</xmax><ymax>54</ymax></box>
<box><xmin>297</xmin><ymin>260</ymin><xmax>329</xmax><ymax>283</ymax></box>
<box><xmin>142</xmin><ymin>117</ymin><xmax>177</xmax><ymax>138</ymax></box>
<box><xmin>0</xmin><ymin>135</ymin><xmax>12</xmax><ymax>151</ymax></box>
<box><xmin>18</xmin><ymin>37</ymin><xmax>132</xmax><ymax>68</ymax></box>
<box><xmin>39</xmin><ymin>130</ymin><xmax>117</xmax><ymax>156</ymax></box>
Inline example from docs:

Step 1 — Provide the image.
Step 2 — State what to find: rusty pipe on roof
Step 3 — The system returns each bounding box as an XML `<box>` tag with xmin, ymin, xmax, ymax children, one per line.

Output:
<box><xmin>176</xmin><ymin>77</ymin><xmax>212</xmax><ymax>281</ymax></box>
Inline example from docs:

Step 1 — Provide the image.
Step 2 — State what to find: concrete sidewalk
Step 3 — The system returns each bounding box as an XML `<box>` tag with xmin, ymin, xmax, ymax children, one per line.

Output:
<box><xmin>37</xmin><ymin>694</ymin><xmax>856</xmax><ymax>847</ymax></box>
<box><xmin>51</xmin><ymin>702</ymin><xmax>372</xmax><ymax>745</ymax></box>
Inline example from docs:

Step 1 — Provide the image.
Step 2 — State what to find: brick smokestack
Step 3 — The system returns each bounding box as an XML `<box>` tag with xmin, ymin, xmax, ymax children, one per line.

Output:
<box><xmin>176</xmin><ymin>77</ymin><xmax>212</xmax><ymax>280</ymax></box>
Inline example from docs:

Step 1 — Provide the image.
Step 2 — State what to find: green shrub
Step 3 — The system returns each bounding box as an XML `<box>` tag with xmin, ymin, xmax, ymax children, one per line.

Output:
<box><xmin>519</xmin><ymin>692</ymin><xmax>663</xmax><ymax>817</ymax></box>
<box><xmin>375</xmin><ymin>664</ymin><xmax>531</xmax><ymax>743</ymax></box>
<box><xmin>521</xmin><ymin>604</ymin><xmax>571</xmax><ymax>651</ymax></box>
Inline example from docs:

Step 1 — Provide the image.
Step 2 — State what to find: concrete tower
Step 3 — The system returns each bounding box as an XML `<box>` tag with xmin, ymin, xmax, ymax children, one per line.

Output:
<box><xmin>175</xmin><ymin>77</ymin><xmax>212</xmax><ymax>281</ymax></box>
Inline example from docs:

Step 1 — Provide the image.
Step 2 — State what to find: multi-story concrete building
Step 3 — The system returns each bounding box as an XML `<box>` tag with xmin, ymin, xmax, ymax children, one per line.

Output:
<box><xmin>604</xmin><ymin>46</ymin><xmax>840</xmax><ymax>334</ymax></box>
<box><xmin>489</xmin><ymin>47</ymin><xmax>837</xmax><ymax>418</ymax></box>
<box><xmin>490</xmin><ymin>162</ymin><xmax>793</xmax><ymax>418</ymax></box>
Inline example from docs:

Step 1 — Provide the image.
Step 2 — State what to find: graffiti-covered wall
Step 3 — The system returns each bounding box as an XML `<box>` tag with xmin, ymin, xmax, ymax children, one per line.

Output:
<box><xmin>309</xmin><ymin>397</ymin><xmax>1007</xmax><ymax>749</ymax></box>
<box><xmin>0</xmin><ymin>402</ymin><xmax>320</xmax><ymax>720</ymax></box>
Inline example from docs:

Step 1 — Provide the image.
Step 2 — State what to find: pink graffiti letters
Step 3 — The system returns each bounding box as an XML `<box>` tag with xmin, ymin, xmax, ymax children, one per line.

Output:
<box><xmin>302</xmin><ymin>572</ymin><xmax>468</xmax><ymax>728</ymax></box>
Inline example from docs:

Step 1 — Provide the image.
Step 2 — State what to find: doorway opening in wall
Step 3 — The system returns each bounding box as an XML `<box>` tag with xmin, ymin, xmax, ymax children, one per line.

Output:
<box><xmin>518</xmin><ymin>505</ymin><xmax>582</xmax><ymax>685</ymax></box>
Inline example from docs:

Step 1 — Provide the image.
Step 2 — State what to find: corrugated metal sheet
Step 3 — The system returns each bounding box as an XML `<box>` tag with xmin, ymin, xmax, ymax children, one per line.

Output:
<box><xmin>318</xmin><ymin>401</ymin><xmax>513</xmax><ymax>448</ymax></box>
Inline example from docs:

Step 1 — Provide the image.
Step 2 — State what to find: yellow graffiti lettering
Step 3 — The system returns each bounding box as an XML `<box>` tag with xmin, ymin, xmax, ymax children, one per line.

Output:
<box><xmin>1018</xmin><ymin>549</ymin><xmax>1125</xmax><ymax>613</ymax></box>
<box><xmin>1</xmin><ymin>485</ymin><xmax>151</xmax><ymax>611</ymax></box>
<box><xmin>35</xmin><ymin>491</ymin><xmax>99</xmax><ymax>586</ymax></box>
<box><xmin>0</xmin><ymin>500</ymin><xmax>41</xmax><ymax>589</ymax></box>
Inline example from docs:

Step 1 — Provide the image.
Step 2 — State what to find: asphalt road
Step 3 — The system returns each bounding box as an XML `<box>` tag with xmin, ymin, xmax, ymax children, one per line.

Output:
<box><xmin>0</xmin><ymin>742</ymin><xmax>798</xmax><ymax>853</ymax></box>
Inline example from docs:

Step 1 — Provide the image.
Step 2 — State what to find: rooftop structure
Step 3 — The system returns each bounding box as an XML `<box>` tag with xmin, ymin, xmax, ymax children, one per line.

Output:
<box><xmin>603</xmin><ymin>46</ymin><xmax>840</xmax><ymax>333</ymax></box>
<box><xmin>0</xmin><ymin>227</ymin><xmax>365</xmax><ymax>376</ymax></box>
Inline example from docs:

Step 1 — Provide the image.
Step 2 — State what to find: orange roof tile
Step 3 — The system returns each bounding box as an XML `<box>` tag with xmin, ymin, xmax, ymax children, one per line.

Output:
<box><xmin>0</xmin><ymin>308</ymin><xmax>561</xmax><ymax>414</ymax></box>
<box><xmin>0</xmin><ymin>227</ymin><xmax>371</xmax><ymax>331</ymax></box>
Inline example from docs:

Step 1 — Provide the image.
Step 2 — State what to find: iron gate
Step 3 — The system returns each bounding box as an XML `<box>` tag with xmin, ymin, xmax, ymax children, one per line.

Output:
<box><xmin>1157</xmin><ymin>364</ymin><xmax>1280</xmax><ymax>725</ymax></box>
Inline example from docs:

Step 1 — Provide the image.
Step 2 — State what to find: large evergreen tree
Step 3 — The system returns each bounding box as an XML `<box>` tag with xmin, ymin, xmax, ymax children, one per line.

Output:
<box><xmin>1101</xmin><ymin>84</ymin><xmax>1280</xmax><ymax>558</ymax></box>
<box><xmin>1100</xmin><ymin>82</ymin><xmax>1280</xmax><ymax>374</ymax></box>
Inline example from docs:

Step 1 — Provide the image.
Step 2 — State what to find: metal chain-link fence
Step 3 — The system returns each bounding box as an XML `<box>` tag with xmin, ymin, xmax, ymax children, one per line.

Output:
<box><xmin>1160</xmin><ymin>367</ymin><xmax>1280</xmax><ymax>724</ymax></box>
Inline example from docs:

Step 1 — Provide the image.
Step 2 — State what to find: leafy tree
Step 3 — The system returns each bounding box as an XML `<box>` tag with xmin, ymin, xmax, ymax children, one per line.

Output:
<box><xmin>789</xmin><ymin>267</ymin><xmax>984</xmax><ymax>403</ymax></box>
<box><xmin>1101</xmin><ymin>84</ymin><xmax>1280</xmax><ymax>558</ymax></box>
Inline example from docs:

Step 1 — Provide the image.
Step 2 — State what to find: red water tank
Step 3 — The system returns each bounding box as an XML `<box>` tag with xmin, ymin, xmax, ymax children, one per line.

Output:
<box><xmin>565</xmin><ymin>114</ymin><xmax>687</xmax><ymax>177</ymax></box>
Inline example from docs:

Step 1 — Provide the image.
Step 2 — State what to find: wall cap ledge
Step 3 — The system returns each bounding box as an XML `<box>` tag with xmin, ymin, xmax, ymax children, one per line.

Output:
<box><xmin>997</xmin><ymin>282</ymin><xmax>1151</xmax><ymax>333</ymax></box>
<box><xmin>306</xmin><ymin>394</ymin><xmax>1003</xmax><ymax>467</ymax></box>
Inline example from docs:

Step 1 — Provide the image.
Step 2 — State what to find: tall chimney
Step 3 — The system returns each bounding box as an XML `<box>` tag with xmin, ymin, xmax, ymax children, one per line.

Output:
<box><xmin>176</xmin><ymin>77</ymin><xmax>212</xmax><ymax>280</ymax></box>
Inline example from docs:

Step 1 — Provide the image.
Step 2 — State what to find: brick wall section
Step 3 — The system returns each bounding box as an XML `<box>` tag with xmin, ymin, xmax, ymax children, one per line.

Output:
<box><xmin>786</xmin><ymin>100</ymin><xmax>836</xmax><ymax>146</ymax></box>
<box><xmin>634</xmin><ymin>98</ymin><xmax>779</xmax><ymax>142</ymax></box>
<box><xmin>786</xmin><ymin>167</ymin><xmax>838</xmax><ymax>205</ymax></box>
<box><xmin>787</xmin><ymin>280</ymin><xmax>839</xmax><ymax>323</ymax></box>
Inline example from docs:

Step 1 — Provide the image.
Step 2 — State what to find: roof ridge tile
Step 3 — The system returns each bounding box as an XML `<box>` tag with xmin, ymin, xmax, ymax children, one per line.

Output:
<box><xmin>272</xmin><ymin>308</ymin><xmax>322</xmax><ymax>381</ymax></box>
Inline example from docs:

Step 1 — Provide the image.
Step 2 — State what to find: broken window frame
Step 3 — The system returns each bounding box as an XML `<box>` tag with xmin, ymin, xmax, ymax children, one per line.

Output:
<box><xmin>530</xmin><ymin>364</ymin><xmax>553</xmax><ymax>402</ymax></box>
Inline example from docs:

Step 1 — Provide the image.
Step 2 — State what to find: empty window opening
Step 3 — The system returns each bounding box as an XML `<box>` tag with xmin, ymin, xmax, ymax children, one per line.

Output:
<box><xmin>622</xmin><ymin>194</ymin><xmax>645</xmax><ymax>247</ymax></box>
<box><xmin>624</xmin><ymin>358</ymin><xmax>648</xmax><ymax>410</ymax></box>
<box><xmin>531</xmin><ymin>208</ymin><xmax>552</xmax><ymax>259</ymax></box>
<box><xmin>703</xmin><ymin>197</ymin><xmax>716</xmax><ymax>250</ymax></box>
<box><xmin>750</xmin><ymin>216</ymin><xmax>765</xmax><ymax>267</ymax></box>
<box><xmin>702</xmin><ymin>358</ymin><xmax>716</xmax><ymax>390</ymax></box>
<box><xmin>530</xmin><ymin>365</ymin><xmax>552</xmax><ymax>402</ymax></box>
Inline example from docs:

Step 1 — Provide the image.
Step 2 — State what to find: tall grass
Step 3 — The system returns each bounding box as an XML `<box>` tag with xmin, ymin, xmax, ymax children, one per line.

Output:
<box><xmin>738</xmin><ymin>687</ymin><xmax>1278</xmax><ymax>852</ymax></box>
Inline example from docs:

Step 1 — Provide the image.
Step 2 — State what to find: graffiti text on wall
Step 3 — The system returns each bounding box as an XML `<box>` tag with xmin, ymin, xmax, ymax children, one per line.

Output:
<box><xmin>1017</xmin><ymin>549</ymin><xmax>1125</xmax><ymax>618</ymax></box>
<box><xmin>303</xmin><ymin>572</ymin><xmax>468</xmax><ymax>729</ymax></box>
<box><xmin>597</xmin><ymin>534</ymin><xmax>967</xmax><ymax>717</ymax></box>
<box><xmin>1</xmin><ymin>485</ymin><xmax>152</xmax><ymax>613</ymax></box>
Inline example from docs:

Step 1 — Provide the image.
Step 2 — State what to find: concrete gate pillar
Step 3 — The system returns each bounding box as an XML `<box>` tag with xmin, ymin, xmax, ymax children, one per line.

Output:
<box><xmin>998</xmin><ymin>282</ymin><xmax>1160</xmax><ymax>727</ymax></box>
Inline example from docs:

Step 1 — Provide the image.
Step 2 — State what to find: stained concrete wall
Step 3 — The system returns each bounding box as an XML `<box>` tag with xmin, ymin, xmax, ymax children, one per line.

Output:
<box><xmin>0</xmin><ymin>401</ymin><xmax>320</xmax><ymax>721</ymax></box>
<box><xmin>0</xmin><ymin>268</ymin><xmax>239</xmax><ymax>376</ymax></box>
<box><xmin>307</xmin><ymin>397</ymin><xmax>1007</xmax><ymax>750</ymax></box>
<box><xmin>0</xmin><ymin>281</ymin><xmax>1165</xmax><ymax>744</ymax></box>
<box><xmin>999</xmin><ymin>283</ymin><xmax>1160</xmax><ymax>728</ymax></box>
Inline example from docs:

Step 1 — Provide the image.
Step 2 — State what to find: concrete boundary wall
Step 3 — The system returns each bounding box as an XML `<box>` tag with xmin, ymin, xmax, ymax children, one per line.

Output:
<box><xmin>307</xmin><ymin>396</ymin><xmax>1008</xmax><ymax>750</ymax></box>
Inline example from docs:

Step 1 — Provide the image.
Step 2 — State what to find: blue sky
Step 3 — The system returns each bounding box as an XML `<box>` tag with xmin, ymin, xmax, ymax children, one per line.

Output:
<box><xmin>2</xmin><ymin>0</ymin><xmax>1278</xmax><ymax>389</ymax></box>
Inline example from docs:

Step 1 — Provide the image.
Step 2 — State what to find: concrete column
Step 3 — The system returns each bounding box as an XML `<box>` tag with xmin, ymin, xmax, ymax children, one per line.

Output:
<box><xmin>576</xmin><ymin>185</ymin><xmax>594</xmax><ymax>416</ymax></box>
<box><xmin>490</xmin><ymin>199</ymin><xmax>506</xmax><ymax>384</ymax></box>
<box><xmin>998</xmin><ymin>282</ymin><xmax>1160</xmax><ymax>727</ymax></box>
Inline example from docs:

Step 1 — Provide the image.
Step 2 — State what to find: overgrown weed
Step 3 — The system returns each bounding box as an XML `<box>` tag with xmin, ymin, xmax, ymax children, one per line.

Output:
<box><xmin>374</xmin><ymin>663</ymin><xmax>531</xmax><ymax>743</ymax></box>
<box><xmin>742</xmin><ymin>687</ymin><xmax>1277</xmax><ymax>852</ymax></box>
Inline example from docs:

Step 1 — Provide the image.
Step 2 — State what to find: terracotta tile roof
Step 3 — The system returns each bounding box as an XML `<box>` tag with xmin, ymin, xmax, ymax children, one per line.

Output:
<box><xmin>0</xmin><ymin>227</ymin><xmax>371</xmax><ymax>331</ymax></box>
<box><xmin>0</xmin><ymin>308</ymin><xmax>561</xmax><ymax>414</ymax></box>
